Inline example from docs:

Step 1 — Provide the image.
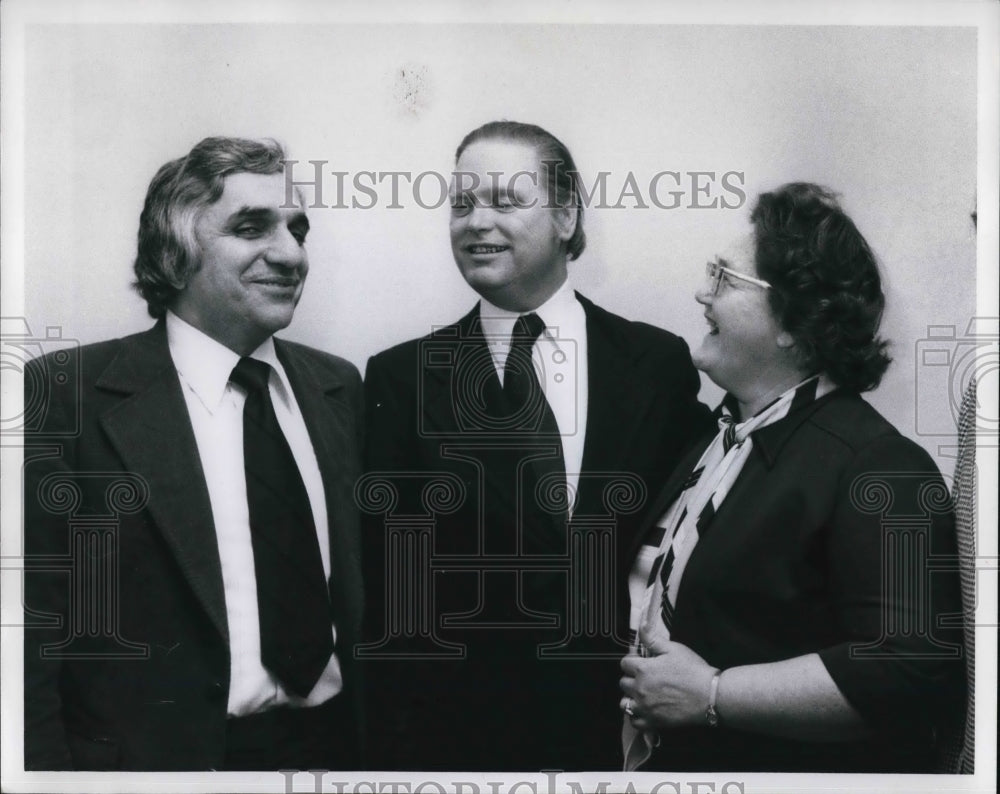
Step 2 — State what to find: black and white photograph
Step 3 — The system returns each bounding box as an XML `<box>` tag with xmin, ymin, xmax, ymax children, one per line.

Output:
<box><xmin>1</xmin><ymin>1</ymin><xmax>996</xmax><ymax>793</ymax></box>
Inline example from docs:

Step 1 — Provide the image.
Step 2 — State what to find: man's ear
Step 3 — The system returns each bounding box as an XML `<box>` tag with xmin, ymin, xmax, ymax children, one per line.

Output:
<box><xmin>168</xmin><ymin>251</ymin><xmax>199</xmax><ymax>290</ymax></box>
<box><xmin>553</xmin><ymin>204</ymin><xmax>577</xmax><ymax>244</ymax></box>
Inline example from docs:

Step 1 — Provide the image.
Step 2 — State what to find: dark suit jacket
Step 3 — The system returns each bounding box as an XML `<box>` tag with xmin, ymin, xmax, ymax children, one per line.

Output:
<box><xmin>22</xmin><ymin>322</ymin><xmax>365</xmax><ymax>771</ymax></box>
<box><xmin>362</xmin><ymin>294</ymin><xmax>712</xmax><ymax>771</ymax></box>
<box><xmin>629</xmin><ymin>389</ymin><xmax>966</xmax><ymax>773</ymax></box>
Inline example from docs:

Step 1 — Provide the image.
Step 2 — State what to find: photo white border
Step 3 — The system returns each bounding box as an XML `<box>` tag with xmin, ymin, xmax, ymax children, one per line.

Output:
<box><xmin>2</xmin><ymin>2</ymin><xmax>996</xmax><ymax>793</ymax></box>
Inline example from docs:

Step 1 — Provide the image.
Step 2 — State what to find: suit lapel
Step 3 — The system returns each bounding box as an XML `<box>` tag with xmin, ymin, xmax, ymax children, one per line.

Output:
<box><xmin>427</xmin><ymin>307</ymin><xmax>528</xmax><ymax>527</ymax></box>
<box><xmin>419</xmin><ymin>305</ymin><xmax>492</xmax><ymax>437</ymax></box>
<box><xmin>97</xmin><ymin>324</ymin><xmax>228</xmax><ymax>643</ymax></box>
<box><xmin>275</xmin><ymin>341</ymin><xmax>361</xmax><ymax>629</ymax></box>
<box><xmin>577</xmin><ymin>294</ymin><xmax>659</xmax><ymax>494</ymax></box>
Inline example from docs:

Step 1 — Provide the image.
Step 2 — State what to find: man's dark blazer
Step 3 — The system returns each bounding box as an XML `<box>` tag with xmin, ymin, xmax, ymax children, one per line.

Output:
<box><xmin>362</xmin><ymin>293</ymin><xmax>712</xmax><ymax>771</ymax></box>
<box><xmin>22</xmin><ymin>321</ymin><xmax>365</xmax><ymax>771</ymax></box>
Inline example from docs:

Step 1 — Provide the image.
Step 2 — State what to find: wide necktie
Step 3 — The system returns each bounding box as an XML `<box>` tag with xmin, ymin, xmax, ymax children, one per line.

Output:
<box><xmin>503</xmin><ymin>313</ymin><xmax>568</xmax><ymax>545</ymax></box>
<box><xmin>230</xmin><ymin>357</ymin><xmax>333</xmax><ymax>697</ymax></box>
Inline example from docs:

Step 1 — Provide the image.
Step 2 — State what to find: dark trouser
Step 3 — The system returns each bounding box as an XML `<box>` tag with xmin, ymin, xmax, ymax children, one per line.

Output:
<box><xmin>224</xmin><ymin>694</ymin><xmax>358</xmax><ymax>771</ymax></box>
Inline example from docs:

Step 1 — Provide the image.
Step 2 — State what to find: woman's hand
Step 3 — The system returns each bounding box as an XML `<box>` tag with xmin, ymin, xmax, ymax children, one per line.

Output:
<box><xmin>620</xmin><ymin>642</ymin><xmax>718</xmax><ymax>732</ymax></box>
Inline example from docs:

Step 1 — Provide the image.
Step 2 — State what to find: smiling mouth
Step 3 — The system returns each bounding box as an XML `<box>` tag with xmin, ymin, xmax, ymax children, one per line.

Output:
<box><xmin>465</xmin><ymin>244</ymin><xmax>509</xmax><ymax>255</ymax></box>
<box><xmin>251</xmin><ymin>278</ymin><xmax>300</xmax><ymax>290</ymax></box>
<box><xmin>705</xmin><ymin>316</ymin><xmax>719</xmax><ymax>336</ymax></box>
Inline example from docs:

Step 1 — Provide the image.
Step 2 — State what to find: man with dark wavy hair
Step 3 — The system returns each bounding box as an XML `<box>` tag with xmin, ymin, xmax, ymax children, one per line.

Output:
<box><xmin>363</xmin><ymin>121</ymin><xmax>712</xmax><ymax>771</ymax></box>
<box><xmin>23</xmin><ymin>136</ymin><xmax>364</xmax><ymax>770</ymax></box>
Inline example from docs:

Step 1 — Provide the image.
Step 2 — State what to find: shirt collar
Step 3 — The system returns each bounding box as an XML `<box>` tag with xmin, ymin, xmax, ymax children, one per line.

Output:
<box><xmin>718</xmin><ymin>374</ymin><xmax>841</xmax><ymax>466</ymax></box>
<box><xmin>478</xmin><ymin>279</ymin><xmax>578</xmax><ymax>345</ymax></box>
<box><xmin>166</xmin><ymin>311</ymin><xmax>290</xmax><ymax>413</ymax></box>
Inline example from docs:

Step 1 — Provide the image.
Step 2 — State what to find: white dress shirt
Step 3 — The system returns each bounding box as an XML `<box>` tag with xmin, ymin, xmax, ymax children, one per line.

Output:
<box><xmin>166</xmin><ymin>311</ymin><xmax>343</xmax><ymax>716</ymax></box>
<box><xmin>478</xmin><ymin>280</ymin><xmax>589</xmax><ymax>512</ymax></box>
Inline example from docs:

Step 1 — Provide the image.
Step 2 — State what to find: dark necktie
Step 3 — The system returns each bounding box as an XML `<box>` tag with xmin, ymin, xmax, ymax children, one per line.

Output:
<box><xmin>503</xmin><ymin>313</ymin><xmax>568</xmax><ymax>533</ymax></box>
<box><xmin>229</xmin><ymin>357</ymin><xmax>333</xmax><ymax>697</ymax></box>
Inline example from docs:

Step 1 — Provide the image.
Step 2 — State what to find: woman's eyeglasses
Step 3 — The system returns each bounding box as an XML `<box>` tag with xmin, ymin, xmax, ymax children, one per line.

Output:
<box><xmin>705</xmin><ymin>260</ymin><xmax>772</xmax><ymax>295</ymax></box>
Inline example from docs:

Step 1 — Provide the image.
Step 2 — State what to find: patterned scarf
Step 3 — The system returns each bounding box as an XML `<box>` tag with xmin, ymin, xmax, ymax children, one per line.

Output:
<box><xmin>623</xmin><ymin>374</ymin><xmax>836</xmax><ymax>770</ymax></box>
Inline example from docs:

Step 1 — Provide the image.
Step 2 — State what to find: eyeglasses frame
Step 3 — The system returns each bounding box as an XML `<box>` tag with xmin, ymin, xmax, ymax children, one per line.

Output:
<box><xmin>705</xmin><ymin>260</ymin><xmax>772</xmax><ymax>295</ymax></box>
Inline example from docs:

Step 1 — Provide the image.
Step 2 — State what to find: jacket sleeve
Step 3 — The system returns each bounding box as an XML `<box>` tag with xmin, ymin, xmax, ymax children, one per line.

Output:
<box><xmin>816</xmin><ymin>433</ymin><xmax>966</xmax><ymax>739</ymax></box>
<box><xmin>358</xmin><ymin>351</ymin><xmax>423</xmax><ymax>768</ymax></box>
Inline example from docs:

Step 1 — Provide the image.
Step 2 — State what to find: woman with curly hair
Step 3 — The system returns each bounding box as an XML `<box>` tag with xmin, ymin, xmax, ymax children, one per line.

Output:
<box><xmin>618</xmin><ymin>183</ymin><xmax>965</xmax><ymax>772</ymax></box>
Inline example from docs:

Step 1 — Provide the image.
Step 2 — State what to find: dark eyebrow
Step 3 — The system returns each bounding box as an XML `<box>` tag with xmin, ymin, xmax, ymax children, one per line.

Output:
<box><xmin>228</xmin><ymin>206</ymin><xmax>310</xmax><ymax>234</ymax></box>
<box><xmin>227</xmin><ymin>206</ymin><xmax>275</xmax><ymax>225</ymax></box>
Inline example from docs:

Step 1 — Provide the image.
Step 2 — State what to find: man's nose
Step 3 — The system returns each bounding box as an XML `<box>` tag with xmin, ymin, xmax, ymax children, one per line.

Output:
<box><xmin>265</xmin><ymin>227</ymin><xmax>305</xmax><ymax>267</ymax></box>
<box><xmin>466</xmin><ymin>205</ymin><xmax>496</xmax><ymax>231</ymax></box>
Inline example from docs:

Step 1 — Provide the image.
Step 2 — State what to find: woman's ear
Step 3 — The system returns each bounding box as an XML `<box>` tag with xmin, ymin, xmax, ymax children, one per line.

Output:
<box><xmin>776</xmin><ymin>330</ymin><xmax>796</xmax><ymax>350</ymax></box>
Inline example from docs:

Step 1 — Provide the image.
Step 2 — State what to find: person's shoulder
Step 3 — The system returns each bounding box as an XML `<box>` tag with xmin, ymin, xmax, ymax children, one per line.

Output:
<box><xmin>808</xmin><ymin>392</ymin><xmax>901</xmax><ymax>443</ymax></box>
<box><xmin>25</xmin><ymin>326</ymin><xmax>159</xmax><ymax>384</ymax></box>
<box><xmin>22</xmin><ymin>327</ymin><xmax>167</xmax><ymax>439</ymax></box>
<box><xmin>275</xmin><ymin>337</ymin><xmax>361</xmax><ymax>383</ymax></box>
<box><xmin>807</xmin><ymin>391</ymin><xmax>938</xmax><ymax>472</ymax></box>
<box><xmin>367</xmin><ymin>308</ymin><xmax>476</xmax><ymax>372</ymax></box>
<box><xmin>577</xmin><ymin>293</ymin><xmax>692</xmax><ymax>359</ymax></box>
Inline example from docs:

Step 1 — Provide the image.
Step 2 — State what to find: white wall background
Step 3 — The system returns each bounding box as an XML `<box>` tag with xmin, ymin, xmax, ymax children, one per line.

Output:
<box><xmin>21</xmin><ymin>22</ymin><xmax>979</xmax><ymax>475</ymax></box>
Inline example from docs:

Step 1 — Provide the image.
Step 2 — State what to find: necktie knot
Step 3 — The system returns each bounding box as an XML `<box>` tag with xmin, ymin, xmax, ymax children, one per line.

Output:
<box><xmin>504</xmin><ymin>313</ymin><xmax>547</xmax><ymax>401</ymax></box>
<box><xmin>505</xmin><ymin>314</ymin><xmax>546</xmax><ymax>393</ymax></box>
<box><xmin>230</xmin><ymin>357</ymin><xmax>272</xmax><ymax>394</ymax></box>
<box><xmin>511</xmin><ymin>312</ymin><xmax>546</xmax><ymax>349</ymax></box>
